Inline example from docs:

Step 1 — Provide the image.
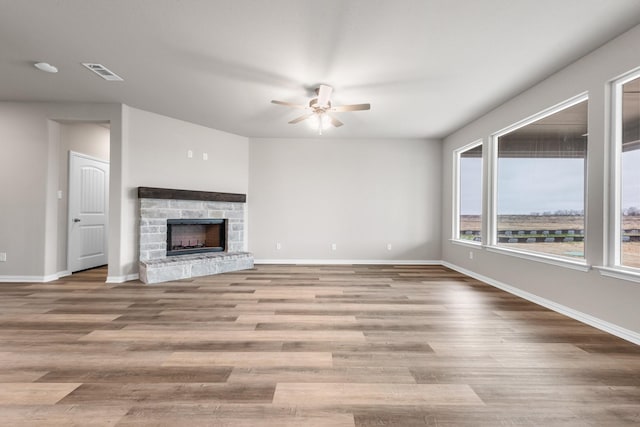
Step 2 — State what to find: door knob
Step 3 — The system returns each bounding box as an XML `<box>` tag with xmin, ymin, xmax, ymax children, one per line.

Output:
<box><xmin>73</xmin><ymin>218</ymin><xmax>81</xmax><ymax>223</ymax></box>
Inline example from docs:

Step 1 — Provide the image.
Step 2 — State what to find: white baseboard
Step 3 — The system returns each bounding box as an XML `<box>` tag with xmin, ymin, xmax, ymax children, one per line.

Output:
<box><xmin>0</xmin><ymin>270</ymin><xmax>71</xmax><ymax>283</ymax></box>
<box><xmin>57</xmin><ymin>270</ymin><xmax>71</xmax><ymax>279</ymax></box>
<box><xmin>442</xmin><ymin>261</ymin><xmax>640</xmax><ymax>346</ymax></box>
<box><xmin>0</xmin><ymin>275</ymin><xmax>49</xmax><ymax>283</ymax></box>
<box><xmin>106</xmin><ymin>273</ymin><xmax>139</xmax><ymax>283</ymax></box>
<box><xmin>254</xmin><ymin>259</ymin><xmax>441</xmax><ymax>265</ymax></box>
<box><xmin>1</xmin><ymin>271</ymin><xmax>139</xmax><ymax>284</ymax></box>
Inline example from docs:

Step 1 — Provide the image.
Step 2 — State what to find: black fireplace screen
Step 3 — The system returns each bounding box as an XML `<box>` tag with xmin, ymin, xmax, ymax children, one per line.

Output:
<box><xmin>166</xmin><ymin>218</ymin><xmax>226</xmax><ymax>256</ymax></box>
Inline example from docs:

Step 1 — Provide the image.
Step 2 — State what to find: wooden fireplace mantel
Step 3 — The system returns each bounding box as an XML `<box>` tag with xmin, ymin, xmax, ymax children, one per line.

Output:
<box><xmin>137</xmin><ymin>187</ymin><xmax>246</xmax><ymax>203</ymax></box>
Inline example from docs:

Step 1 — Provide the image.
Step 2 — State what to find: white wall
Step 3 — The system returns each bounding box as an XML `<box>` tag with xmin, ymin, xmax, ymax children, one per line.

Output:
<box><xmin>249</xmin><ymin>138</ymin><xmax>441</xmax><ymax>262</ymax></box>
<box><xmin>442</xmin><ymin>24</ymin><xmax>640</xmax><ymax>338</ymax></box>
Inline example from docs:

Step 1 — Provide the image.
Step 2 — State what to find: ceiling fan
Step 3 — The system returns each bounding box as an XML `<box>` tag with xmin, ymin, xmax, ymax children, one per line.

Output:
<box><xmin>271</xmin><ymin>85</ymin><xmax>370</xmax><ymax>134</ymax></box>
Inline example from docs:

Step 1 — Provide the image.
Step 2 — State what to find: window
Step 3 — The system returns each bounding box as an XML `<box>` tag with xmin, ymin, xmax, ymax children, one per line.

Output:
<box><xmin>615</xmin><ymin>70</ymin><xmax>640</xmax><ymax>268</ymax></box>
<box><xmin>454</xmin><ymin>141</ymin><xmax>482</xmax><ymax>243</ymax></box>
<box><xmin>492</xmin><ymin>95</ymin><xmax>588</xmax><ymax>260</ymax></box>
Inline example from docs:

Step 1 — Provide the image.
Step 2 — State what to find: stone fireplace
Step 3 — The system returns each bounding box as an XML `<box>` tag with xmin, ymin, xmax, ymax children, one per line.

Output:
<box><xmin>137</xmin><ymin>187</ymin><xmax>253</xmax><ymax>284</ymax></box>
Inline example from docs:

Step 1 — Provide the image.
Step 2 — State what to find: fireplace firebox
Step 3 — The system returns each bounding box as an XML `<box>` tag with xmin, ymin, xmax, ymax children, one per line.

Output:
<box><xmin>166</xmin><ymin>218</ymin><xmax>226</xmax><ymax>256</ymax></box>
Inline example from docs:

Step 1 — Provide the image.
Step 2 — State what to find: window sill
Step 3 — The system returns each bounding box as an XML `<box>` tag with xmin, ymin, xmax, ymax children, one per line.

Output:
<box><xmin>449</xmin><ymin>239</ymin><xmax>483</xmax><ymax>248</ymax></box>
<box><xmin>594</xmin><ymin>266</ymin><xmax>640</xmax><ymax>283</ymax></box>
<box><xmin>484</xmin><ymin>246</ymin><xmax>591</xmax><ymax>272</ymax></box>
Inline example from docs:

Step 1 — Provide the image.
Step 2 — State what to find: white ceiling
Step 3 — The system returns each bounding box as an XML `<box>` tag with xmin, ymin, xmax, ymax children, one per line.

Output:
<box><xmin>2</xmin><ymin>0</ymin><xmax>640</xmax><ymax>139</ymax></box>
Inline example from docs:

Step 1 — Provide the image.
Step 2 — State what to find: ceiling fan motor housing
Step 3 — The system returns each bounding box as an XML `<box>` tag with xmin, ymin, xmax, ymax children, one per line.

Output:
<box><xmin>309</xmin><ymin>98</ymin><xmax>331</xmax><ymax>111</ymax></box>
<box><xmin>271</xmin><ymin>84</ymin><xmax>368</xmax><ymax>129</ymax></box>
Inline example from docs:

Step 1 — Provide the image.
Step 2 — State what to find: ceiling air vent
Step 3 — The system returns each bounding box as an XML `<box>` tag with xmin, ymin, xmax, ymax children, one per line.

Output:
<box><xmin>82</xmin><ymin>63</ymin><xmax>123</xmax><ymax>81</ymax></box>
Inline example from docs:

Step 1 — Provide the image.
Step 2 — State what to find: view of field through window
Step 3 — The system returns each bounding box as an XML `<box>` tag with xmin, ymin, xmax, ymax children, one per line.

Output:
<box><xmin>458</xmin><ymin>144</ymin><xmax>482</xmax><ymax>242</ymax></box>
<box><xmin>620</xmin><ymin>75</ymin><xmax>640</xmax><ymax>268</ymax></box>
<box><xmin>459</xmin><ymin>99</ymin><xmax>590</xmax><ymax>259</ymax></box>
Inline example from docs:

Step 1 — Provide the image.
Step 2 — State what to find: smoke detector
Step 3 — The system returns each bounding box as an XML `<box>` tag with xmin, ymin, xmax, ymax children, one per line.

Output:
<box><xmin>82</xmin><ymin>63</ymin><xmax>123</xmax><ymax>81</ymax></box>
<box><xmin>34</xmin><ymin>62</ymin><xmax>58</xmax><ymax>73</ymax></box>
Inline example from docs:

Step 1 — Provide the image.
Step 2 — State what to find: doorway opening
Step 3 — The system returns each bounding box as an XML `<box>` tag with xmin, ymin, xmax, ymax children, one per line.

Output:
<box><xmin>59</xmin><ymin>122</ymin><xmax>111</xmax><ymax>274</ymax></box>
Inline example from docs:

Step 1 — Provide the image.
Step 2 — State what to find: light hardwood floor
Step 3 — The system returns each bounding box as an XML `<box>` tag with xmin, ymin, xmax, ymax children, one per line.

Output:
<box><xmin>1</xmin><ymin>264</ymin><xmax>639</xmax><ymax>426</ymax></box>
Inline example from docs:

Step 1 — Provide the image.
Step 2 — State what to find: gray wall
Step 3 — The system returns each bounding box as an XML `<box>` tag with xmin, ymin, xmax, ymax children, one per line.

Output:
<box><xmin>442</xmin><ymin>24</ymin><xmax>640</xmax><ymax>335</ymax></box>
<box><xmin>120</xmin><ymin>106</ymin><xmax>249</xmax><ymax>279</ymax></box>
<box><xmin>0</xmin><ymin>104</ymin><xmax>51</xmax><ymax>277</ymax></box>
<box><xmin>249</xmin><ymin>138</ymin><xmax>441</xmax><ymax>261</ymax></box>
<box><xmin>126</xmin><ymin>107</ymin><xmax>248</xmax><ymax>194</ymax></box>
<box><xmin>0</xmin><ymin>103</ymin><xmax>123</xmax><ymax>280</ymax></box>
<box><xmin>0</xmin><ymin>103</ymin><xmax>247</xmax><ymax>281</ymax></box>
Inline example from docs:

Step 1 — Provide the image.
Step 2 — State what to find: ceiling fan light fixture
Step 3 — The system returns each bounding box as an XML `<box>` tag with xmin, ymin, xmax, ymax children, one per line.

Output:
<box><xmin>271</xmin><ymin>84</ymin><xmax>369</xmax><ymax>133</ymax></box>
<box><xmin>308</xmin><ymin>113</ymin><xmax>331</xmax><ymax>134</ymax></box>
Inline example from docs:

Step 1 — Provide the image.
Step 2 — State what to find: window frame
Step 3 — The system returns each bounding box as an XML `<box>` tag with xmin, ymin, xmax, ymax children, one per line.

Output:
<box><xmin>487</xmin><ymin>92</ymin><xmax>590</xmax><ymax>270</ymax></box>
<box><xmin>452</xmin><ymin>139</ymin><xmax>483</xmax><ymax>246</ymax></box>
<box><xmin>607</xmin><ymin>67</ymin><xmax>640</xmax><ymax>275</ymax></box>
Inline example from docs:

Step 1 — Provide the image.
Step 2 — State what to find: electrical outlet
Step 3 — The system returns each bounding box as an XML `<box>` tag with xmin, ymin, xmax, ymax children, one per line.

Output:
<box><xmin>469</xmin><ymin>251</ymin><xmax>474</xmax><ymax>260</ymax></box>
<box><xmin>187</xmin><ymin>150</ymin><xmax>193</xmax><ymax>158</ymax></box>
<box><xmin>331</xmin><ymin>243</ymin><xmax>337</xmax><ymax>251</ymax></box>
<box><xmin>276</xmin><ymin>242</ymin><xmax>282</xmax><ymax>250</ymax></box>
<box><xmin>57</xmin><ymin>190</ymin><xmax>63</xmax><ymax>200</ymax></box>
<box><xmin>387</xmin><ymin>243</ymin><xmax>392</xmax><ymax>251</ymax></box>
<box><xmin>0</xmin><ymin>252</ymin><xmax>6</xmax><ymax>262</ymax></box>
<box><xmin>203</xmin><ymin>152</ymin><xmax>208</xmax><ymax>160</ymax></box>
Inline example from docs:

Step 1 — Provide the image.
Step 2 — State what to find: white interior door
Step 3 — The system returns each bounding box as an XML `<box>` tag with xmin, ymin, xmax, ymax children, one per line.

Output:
<box><xmin>68</xmin><ymin>151</ymin><xmax>109</xmax><ymax>272</ymax></box>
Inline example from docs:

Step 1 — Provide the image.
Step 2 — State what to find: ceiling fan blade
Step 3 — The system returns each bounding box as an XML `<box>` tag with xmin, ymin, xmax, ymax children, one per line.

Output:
<box><xmin>316</xmin><ymin>85</ymin><xmax>333</xmax><ymax>107</ymax></box>
<box><xmin>288</xmin><ymin>113</ymin><xmax>314</xmax><ymax>124</ymax></box>
<box><xmin>331</xmin><ymin>103</ymin><xmax>371</xmax><ymax>112</ymax></box>
<box><xmin>327</xmin><ymin>114</ymin><xmax>344</xmax><ymax>127</ymax></box>
<box><xmin>271</xmin><ymin>100</ymin><xmax>306</xmax><ymax>109</ymax></box>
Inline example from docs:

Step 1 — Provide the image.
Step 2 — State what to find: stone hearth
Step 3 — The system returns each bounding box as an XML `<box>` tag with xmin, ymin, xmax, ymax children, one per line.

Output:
<box><xmin>138</xmin><ymin>187</ymin><xmax>253</xmax><ymax>284</ymax></box>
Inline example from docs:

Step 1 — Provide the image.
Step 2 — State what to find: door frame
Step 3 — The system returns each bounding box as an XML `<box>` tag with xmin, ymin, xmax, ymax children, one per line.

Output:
<box><xmin>67</xmin><ymin>150</ymin><xmax>110</xmax><ymax>274</ymax></box>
